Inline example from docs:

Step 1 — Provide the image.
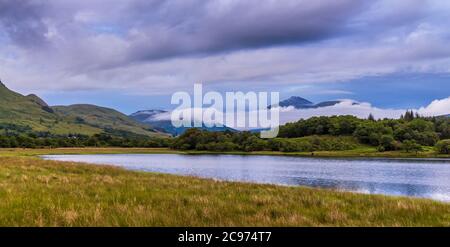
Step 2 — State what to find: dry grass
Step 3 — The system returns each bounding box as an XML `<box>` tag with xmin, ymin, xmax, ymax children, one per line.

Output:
<box><xmin>0</xmin><ymin>156</ymin><xmax>448</xmax><ymax>226</ymax></box>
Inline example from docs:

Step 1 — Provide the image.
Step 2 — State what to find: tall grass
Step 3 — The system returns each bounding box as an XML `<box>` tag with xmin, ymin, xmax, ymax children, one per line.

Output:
<box><xmin>0</xmin><ymin>156</ymin><xmax>448</xmax><ymax>226</ymax></box>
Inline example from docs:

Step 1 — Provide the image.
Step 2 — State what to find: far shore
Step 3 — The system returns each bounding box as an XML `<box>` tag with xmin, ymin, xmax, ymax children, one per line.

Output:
<box><xmin>1</xmin><ymin>147</ymin><xmax>449</xmax><ymax>159</ymax></box>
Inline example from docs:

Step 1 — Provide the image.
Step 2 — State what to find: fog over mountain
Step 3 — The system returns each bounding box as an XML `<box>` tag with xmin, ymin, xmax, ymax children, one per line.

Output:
<box><xmin>132</xmin><ymin>96</ymin><xmax>450</xmax><ymax>131</ymax></box>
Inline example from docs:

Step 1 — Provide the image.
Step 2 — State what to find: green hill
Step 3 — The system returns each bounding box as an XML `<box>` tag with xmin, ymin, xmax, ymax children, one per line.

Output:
<box><xmin>0</xmin><ymin>81</ymin><xmax>166</xmax><ymax>137</ymax></box>
<box><xmin>52</xmin><ymin>104</ymin><xmax>165</xmax><ymax>137</ymax></box>
<box><xmin>0</xmin><ymin>82</ymin><xmax>74</xmax><ymax>133</ymax></box>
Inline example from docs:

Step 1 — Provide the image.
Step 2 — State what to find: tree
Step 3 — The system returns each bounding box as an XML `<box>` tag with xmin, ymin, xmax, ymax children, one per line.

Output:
<box><xmin>379</xmin><ymin>135</ymin><xmax>395</xmax><ymax>151</ymax></box>
<box><xmin>402</xmin><ymin>140</ymin><xmax>422</xmax><ymax>153</ymax></box>
<box><xmin>403</xmin><ymin>110</ymin><xmax>415</xmax><ymax>121</ymax></box>
<box><xmin>394</xmin><ymin>119</ymin><xmax>438</xmax><ymax>146</ymax></box>
<box><xmin>435</xmin><ymin>140</ymin><xmax>450</xmax><ymax>154</ymax></box>
<box><xmin>243</xmin><ymin>136</ymin><xmax>268</xmax><ymax>151</ymax></box>
<box><xmin>435</xmin><ymin>119</ymin><xmax>450</xmax><ymax>139</ymax></box>
<box><xmin>328</xmin><ymin>116</ymin><xmax>361</xmax><ymax>135</ymax></box>
<box><xmin>368</xmin><ymin>113</ymin><xmax>375</xmax><ymax>121</ymax></box>
<box><xmin>354</xmin><ymin>121</ymin><xmax>393</xmax><ymax>146</ymax></box>
<box><xmin>0</xmin><ymin>136</ymin><xmax>10</xmax><ymax>148</ymax></box>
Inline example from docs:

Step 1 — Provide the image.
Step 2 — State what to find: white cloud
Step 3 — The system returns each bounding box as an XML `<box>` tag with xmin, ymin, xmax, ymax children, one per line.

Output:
<box><xmin>280</xmin><ymin>97</ymin><xmax>450</xmax><ymax>123</ymax></box>
<box><xmin>147</xmin><ymin>97</ymin><xmax>450</xmax><ymax>130</ymax></box>
<box><xmin>417</xmin><ymin>97</ymin><xmax>450</xmax><ymax>116</ymax></box>
<box><xmin>1</xmin><ymin>0</ymin><xmax>450</xmax><ymax>97</ymax></box>
<box><xmin>278</xmin><ymin>100</ymin><xmax>405</xmax><ymax>123</ymax></box>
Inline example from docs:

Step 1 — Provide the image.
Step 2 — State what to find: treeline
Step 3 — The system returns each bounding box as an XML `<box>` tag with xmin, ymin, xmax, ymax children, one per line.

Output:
<box><xmin>0</xmin><ymin>123</ymin><xmax>170</xmax><ymax>148</ymax></box>
<box><xmin>0</xmin><ymin>133</ymin><xmax>170</xmax><ymax>148</ymax></box>
<box><xmin>279</xmin><ymin>114</ymin><xmax>449</xmax><ymax>151</ymax></box>
<box><xmin>1</xmin><ymin>114</ymin><xmax>449</xmax><ymax>154</ymax></box>
<box><xmin>171</xmin><ymin>114</ymin><xmax>450</xmax><ymax>154</ymax></box>
<box><xmin>170</xmin><ymin>128</ymin><xmax>358</xmax><ymax>152</ymax></box>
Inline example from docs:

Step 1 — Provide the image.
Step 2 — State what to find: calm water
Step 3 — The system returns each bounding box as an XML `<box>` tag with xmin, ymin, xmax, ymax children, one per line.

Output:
<box><xmin>42</xmin><ymin>154</ymin><xmax>450</xmax><ymax>202</ymax></box>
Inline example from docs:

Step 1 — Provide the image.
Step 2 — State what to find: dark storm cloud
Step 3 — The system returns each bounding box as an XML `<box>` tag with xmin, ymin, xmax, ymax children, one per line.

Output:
<box><xmin>2</xmin><ymin>0</ymin><xmax>450</xmax><ymax>97</ymax></box>
<box><xmin>0</xmin><ymin>0</ymin><xmax>368</xmax><ymax>60</ymax></box>
<box><xmin>0</xmin><ymin>0</ymin><xmax>49</xmax><ymax>47</ymax></box>
<box><xmin>124</xmin><ymin>0</ymin><xmax>369</xmax><ymax>61</ymax></box>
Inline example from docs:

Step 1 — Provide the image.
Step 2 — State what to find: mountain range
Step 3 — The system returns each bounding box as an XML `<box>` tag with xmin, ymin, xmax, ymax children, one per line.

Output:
<box><xmin>0</xmin><ymin>81</ymin><xmax>167</xmax><ymax>138</ymax></box>
<box><xmin>129</xmin><ymin>110</ymin><xmax>235</xmax><ymax>136</ymax></box>
<box><xmin>129</xmin><ymin>96</ymin><xmax>348</xmax><ymax>135</ymax></box>
<box><xmin>0</xmin><ymin>80</ymin><xmax>370</xmax><ymax>137</ymax></box>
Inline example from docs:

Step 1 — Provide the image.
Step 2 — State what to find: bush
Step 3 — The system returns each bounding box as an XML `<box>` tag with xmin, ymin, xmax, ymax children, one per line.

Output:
<box><xmin>268</xmin><ymin>136</ymin><xmax>357</xmax><ymax>153</ymax></box>
<box><xmin>435</xmin><ymin>140</ymin><xmax>450</xmax><ymax>154</ymax></box>
<box><xmin>379</xmin><ymin>135</ymin><xmax>396</xmax><ymax>151</ymax></box>
<box><xmin>276</xmin><ymin>139</ymin><xmax>313</xmax><ymax>152</ymax></box>
<box><xmin>377</xmin><ymin>145</ymin><xmax>385</xmax><ymax>152</ymax></box>
<box><xmin>354</xmin><ymin>122</ymin><xmax>392</xmax><ymax>145</ymax></box>
<box><xmin>402</xmin><ymin>140</ymin><xmax>422</xmax><ymax>153</ymax></box>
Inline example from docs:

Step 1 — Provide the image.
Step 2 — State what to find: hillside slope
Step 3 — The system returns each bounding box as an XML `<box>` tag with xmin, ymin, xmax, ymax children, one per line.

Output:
<box><xmin>0</xmin><ymin>81</ymin><xmax>165</xmax><ymax>137</ymax></box>
<box><xmin>0</xmin><ymin>82</ymin><xmax>98</xmax><ymax>135</ymax></box>
<box><xmin>53</xmin><ymin>105</ymin><xmax>166</xmax><ymax>137</ymax></box>
<box><xmin>130</xmin><ymin>110</ymin><xmax>235</xmax><ymax>136</ymax></box>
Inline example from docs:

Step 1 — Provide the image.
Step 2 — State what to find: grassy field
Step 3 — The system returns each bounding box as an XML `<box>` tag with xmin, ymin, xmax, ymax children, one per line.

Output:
<box><xmin>0</xmin><ymin>149</ymin><xmax>449</xmax><ymax>226</ymax></box>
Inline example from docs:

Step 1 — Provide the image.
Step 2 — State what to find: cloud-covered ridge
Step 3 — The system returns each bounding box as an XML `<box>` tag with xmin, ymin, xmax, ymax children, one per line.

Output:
<box><xmin>148</xmin><ymin>97</ymin><xmax>450</xmax><ymax>130</ymax></box>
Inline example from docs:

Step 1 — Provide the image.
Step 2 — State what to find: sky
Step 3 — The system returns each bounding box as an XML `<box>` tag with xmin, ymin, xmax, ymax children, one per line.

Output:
<box><xmin>0</xmin><ymin>0</ymin><xmax>449</xmax><ymax>116</ymax></box>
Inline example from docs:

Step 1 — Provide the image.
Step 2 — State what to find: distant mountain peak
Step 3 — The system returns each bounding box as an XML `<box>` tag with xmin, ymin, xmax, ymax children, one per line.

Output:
<box><xmin>280</xmin><ymin>96</ymin><xmax>314</xmax><ymax>107</ymax></box>
<box><xmin>130</xmin><ymin>109</ymin><xmax>235</xmax><ymax>136</ymax></box>
<box><xmin>271</xmin><ymin>96</ymin><xmax>345</xmax><ymax>109</ymax></box>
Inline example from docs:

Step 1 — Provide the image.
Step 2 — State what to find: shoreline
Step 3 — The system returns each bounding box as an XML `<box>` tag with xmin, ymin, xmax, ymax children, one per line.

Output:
<box><xmin>1</xmin><ymin>147</ymin><xmax>448</xmax><ymax>159</ymax></box>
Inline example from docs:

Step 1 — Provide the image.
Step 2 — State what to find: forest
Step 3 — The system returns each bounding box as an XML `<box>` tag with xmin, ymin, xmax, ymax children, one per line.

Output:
<box><xmin>1</xmin><ymin>112</ymin><xmax>449</xmax><ymax>154</ymax></box>
<box><xmin>171</xmin><ymin>113</ymin><xmax>450</xmax><ymax>154</ymax></box>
